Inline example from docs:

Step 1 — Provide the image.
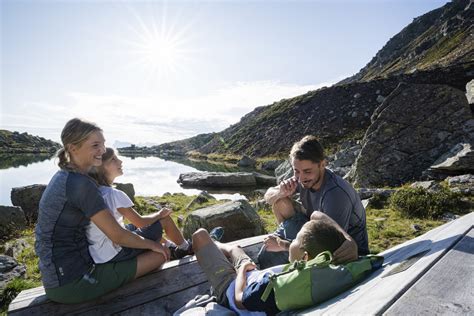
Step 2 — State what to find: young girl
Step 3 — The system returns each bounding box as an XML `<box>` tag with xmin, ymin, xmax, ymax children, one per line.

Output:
<box><xmin>87</xmin><ymin>147</ymin><xmax>193</xmax><ymax>264</ymax></box>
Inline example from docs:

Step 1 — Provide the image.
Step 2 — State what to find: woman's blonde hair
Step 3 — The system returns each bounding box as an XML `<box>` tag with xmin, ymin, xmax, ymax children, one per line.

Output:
<box><xmin>89</xmin><ymin>147</ymin><xmax>116</xmax><ymax>186</ymax></box>
<box><xmin>57</xmin><ymin>118</ymin><xmax>102</xmax><ymax>171</ymax></box>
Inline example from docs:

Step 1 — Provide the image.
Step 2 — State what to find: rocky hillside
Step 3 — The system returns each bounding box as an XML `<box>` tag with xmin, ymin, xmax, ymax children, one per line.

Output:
<box><xmin>148</xmin><ymin>0</ymin><xmax>472</xmax><ymax>159</ymax></box>
<box><xmin>0</xmin><ymin>130</ymin><xmax>60</xmax><ymax>153</ymax></box>
<box><xmin>340</xmin><ymin>0</ymin><xmax>473</xmax><ymax>84</ymax></box>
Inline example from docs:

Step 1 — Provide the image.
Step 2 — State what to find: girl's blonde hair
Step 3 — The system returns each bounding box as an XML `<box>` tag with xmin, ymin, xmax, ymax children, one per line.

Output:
<box><xmin>57</xmin><ymin>118</ymin><xmax>103</xmax><ymax>171</ymax></box>
<box><xmin>89</xmin><ymin>147</ymin><xmax>116</xmax><ymax>186</ymax></box>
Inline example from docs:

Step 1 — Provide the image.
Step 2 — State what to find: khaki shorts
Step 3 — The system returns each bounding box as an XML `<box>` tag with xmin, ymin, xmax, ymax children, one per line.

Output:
<box><xmin>195</xmin><ymin>242</ymin><xmax>251</xmax><ymax>305</ymax></box>
<box><xmin>45</xmin><ymin>258</ymin><xmax>137</xmax><ymax>304</ymax></box>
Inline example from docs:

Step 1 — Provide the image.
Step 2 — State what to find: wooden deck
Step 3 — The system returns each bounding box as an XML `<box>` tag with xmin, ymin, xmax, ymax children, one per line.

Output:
<box><xmin>9</xmin><ymin>212</ymin><xmax>473</xmax><ymax>315</ymax></box>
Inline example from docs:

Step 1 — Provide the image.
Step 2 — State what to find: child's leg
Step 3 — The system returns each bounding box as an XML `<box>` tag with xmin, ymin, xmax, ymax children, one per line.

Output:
<box><xmin>159</xmin><ymin>215</ymin><xmax>186</xmax><ymax>246</ymax></box>
<box><xmin>134</xmin><ymin>250</ymin><xmax>167</xmax><ymax>278</ymax></box>
<box><xmin>193</xmin><ymin>228</ymin><xmax>236</xmax><ymax>305</ymax></box>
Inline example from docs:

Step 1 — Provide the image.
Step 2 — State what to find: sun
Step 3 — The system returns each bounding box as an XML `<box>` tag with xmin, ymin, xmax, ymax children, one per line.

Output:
<box><xmin>124</xmin><ymin>5</ymin><xmax>194</xmax><ymax>84</ymax></box>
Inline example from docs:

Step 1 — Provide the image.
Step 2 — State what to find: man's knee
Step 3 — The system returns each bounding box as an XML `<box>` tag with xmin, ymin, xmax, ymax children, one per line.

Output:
<box><xmin>273</xmin><ymin>198</ymin><xmax>296</xmax><ymax>221</ymax></box>
<box><xmin>192</xmin><ymin>228</ymin><xmax>211</xmax><ymax>251</ymax></box>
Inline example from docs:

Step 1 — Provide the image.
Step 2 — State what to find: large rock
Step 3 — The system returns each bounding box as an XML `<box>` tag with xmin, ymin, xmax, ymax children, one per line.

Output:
<box><xmin>11</xmin><ymin>184</ymin><xmax>46</xmax><ymax>223</ymax></box>
<box><xmin>183</xmin><ymin>200</ymin><xmax>265</xmax><ymax>242</ymax></box>
<box><xmin>114</xmin><ymin>182</ymin><xmax>135</xmax><ymax>201</ymax></box>
<box><xmin>237</xmin><ymin>155</ymin><xmax>257</xmax><ymax>168</ymax></box>
<box><xmin>446</xmin><ymin>174</ymin><xmax>474</xmax><ymax>195</ymax></box>
<box><xmin>260</xmin><ymin>159</ymin><xmax>284</xmax><ymax>171</ymax></box>
<box><xmin>0</xmin><ymin>255</ymin><xmax>26</xmax><ymax>292</ymax></box>
<box><xmin>0</xmin><ymin>206</ymin><xmax>26</xmax><ymax>237</ymax></box>
<box><xmin>4</xmin><ymin>238</ymin><xmax>29</xmax><ymax>259</ymax></box>
<box><xmin>275</xmin><ymin>160</ymin><xmax>293</xmax><ymax>184</ymax></box>
<box><xmin>350</xmin><ymin>83</ymin><xmax>474</xmax><ymax>187</ymax></box>
<box><xmin>253</xmin><ymin>172</ymin><xmax>277</xmax><ymax>186</ymax></box>
<box><xmin>178</xmin><ymin>172</ymin><xmax>257</xmax><ymax>187</ymax></box>
<box><xmin>428</xmin><ymin>143</ymin><xmax>474</xmax><ymax>176</ymax></box>
<box><xmin>328</xmin><ymin>141</ymin><xmax>362</xmax><ymax>177</ymax></box>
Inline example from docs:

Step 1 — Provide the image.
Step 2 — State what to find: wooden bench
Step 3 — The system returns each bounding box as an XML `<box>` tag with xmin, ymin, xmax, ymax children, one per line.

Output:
<box><xmin>9</xmin><ymin>212</ymin><xmax>473</xmax><ymax>315</ymax></box>
<box><xmin>8</xmin><ymin>235</ymin><xmax>265</xmax><ymax>315</ymax></box>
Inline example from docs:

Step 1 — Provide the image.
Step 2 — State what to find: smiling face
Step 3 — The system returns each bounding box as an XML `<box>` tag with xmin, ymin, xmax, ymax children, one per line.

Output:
<box><xmin>102</xmin><ymin>153</ymin><xmax>123</xmax><ymax>184</ymax></box>
<box><xmin>292</xmin><ymin>158</ymin><xmax>325</xmax><ymax>190</ymax></box>
<box><xmin>68</xmin><ymin>131</ymin><xmax>106</xmax><ymax>173</ymax></box>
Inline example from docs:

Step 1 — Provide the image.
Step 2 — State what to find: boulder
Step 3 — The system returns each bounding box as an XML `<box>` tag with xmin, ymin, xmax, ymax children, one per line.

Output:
<box><xmin>466</xmin><ymin>79</ymin><xmax>474</xmax><ymax>104</ymax></box>
<box><xmin>183</xmin><ymin>200</ymin><xmax>265</xmax><ymax>242</ymax></box>
<box><xmin>350</xmin><ymin>83</ymin><xmax>474</xmax><ymax>187</ymax></box>
<box><xmin>410</xmin><ymin>181</ymin><xmax>442</xmax><ymax>192</ymax></box>
<box><xmin>10</xmin><ymin>184</ymin><xmax>46</xmax><ymax>223</ymax></box>
<box><xmin>114</xmin><ymin>182</ymin><xmax>135</xmax><ymax>201</ymax></box>
<box><xmin>428</xmin><ymin>143</ymin><xmax>474</xmax><ymax>176</ymax></box>
<box><xmin>4</xmin><ymin>238</ymin><xmax>29</xmax><ymax>259</ymax></box>
<box><xmin>0</xmin><ymin>255</ymin><xmax>26</xmax><ymax>292</ymax></box>
<box><xmin>178</xmin><ymin>172</ymin><xmax>257</xmax><ymax>188</ymax></box>
<box><xmin>260</xmin><ymin>159</ymin><xmax>284</xmax><ymax>171</ymax></box>
<box><xmin>356</xmin><ymin>188</ymin><xmax>396</xmax><ymax>200</ymax></box>
<box><xmin>446</xmin><ymin>174</ymin><xmax>474</xmax><ymax>195</ymax></box>
<box><xmin>0</xmin><ymin>206</ymin><xmax>26</xmax><ymax>237</ymax></box>
<box><xmin>253</xmin><ymin>172</ymin><xmax>277</xmax><ymax>186</ymax></box>
<box><xmin>237</xmin><ymin>155</ymin><xmax>257</xmax><ymax>168</ymax></box>
<box><xmin>275</xmin><ymin>160</ymin><xmax>293</xmax><ymax>184</ymax></box>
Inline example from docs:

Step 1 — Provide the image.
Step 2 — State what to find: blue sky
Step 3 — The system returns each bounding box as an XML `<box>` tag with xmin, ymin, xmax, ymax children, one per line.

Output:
<box><xmin>1</xmin><ymin>0</ymin><xmax>447</xmax><ymax>146</ymax></box>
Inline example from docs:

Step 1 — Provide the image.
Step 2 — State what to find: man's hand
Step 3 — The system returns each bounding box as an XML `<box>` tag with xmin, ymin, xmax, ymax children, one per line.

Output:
<box><xmin>263</xmin><ymin>235</ymin><xmax>286</xmax><ymax>252</ymax></box>
<box><xmin>279</xmin><ymin>176</ymin><xmax>298</xmax><ymax>198</ymax></box>
<box><xmin>333</xmin><ymin>239</ymin><xmax>358</xmax><ymax>264</ymax></box>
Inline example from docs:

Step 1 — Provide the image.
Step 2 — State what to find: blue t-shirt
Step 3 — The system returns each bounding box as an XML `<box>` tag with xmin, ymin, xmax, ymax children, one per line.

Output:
<box><xmin>35</xmin><ymin>170</ymin><xmax>107</xmax><ymax>288</ymax></box>
<box><xmin>242</xmin><ymin>272</ymin><xmax>280</xmax><ymax>315</ymax></box>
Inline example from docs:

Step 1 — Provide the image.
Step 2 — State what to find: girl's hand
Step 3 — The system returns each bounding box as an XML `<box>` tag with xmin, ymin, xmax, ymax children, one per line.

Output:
<box><xmin>156</xmin><ymin>207</ymin><xmax>172</xmax><ymax>219</ymax></box>
<box><xmin>263</xmin><ymin>235</ymin><xmax>284</xmax><ymax>252</ymax></box>
<box><xmin>150</xmin><ymin>242</ymin><xmax>170</xmax><ymax>261</ymax></box>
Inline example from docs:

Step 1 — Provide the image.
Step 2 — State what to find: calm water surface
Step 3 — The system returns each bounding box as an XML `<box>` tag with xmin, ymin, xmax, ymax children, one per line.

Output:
<box><xmin>0</xmin><ymin>154</ymin><xmax>251</xmax><ymax>206</ymax></box>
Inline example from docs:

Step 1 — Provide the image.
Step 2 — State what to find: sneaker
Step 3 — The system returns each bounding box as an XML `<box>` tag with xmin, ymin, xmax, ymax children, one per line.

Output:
<box><xmin>209</xmin><ymin>227</ymin><xmax>224</xmax><ymax>242</ymax></box>
<box><xmin>170</xmin><ymin>240</ymin><xmax>194</xmax><ymax>260</ymax></box>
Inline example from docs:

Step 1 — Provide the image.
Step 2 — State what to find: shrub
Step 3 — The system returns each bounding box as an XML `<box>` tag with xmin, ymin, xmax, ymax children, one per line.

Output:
<box><xmin>389</xmin><ymin>186</ymin><xmax>462</xmax><ymax>219</ymax></box>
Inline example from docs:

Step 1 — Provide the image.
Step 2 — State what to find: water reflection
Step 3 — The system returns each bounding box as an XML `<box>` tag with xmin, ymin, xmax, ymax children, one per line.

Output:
<box><xmin>0</xmin><ymin>153</ymin><xmax>54</xmax><ymax>169</ymax></box>
<box><xmin>0</xmin><ymin>154</ymin><xmax>270</xmax><ymax>206</ymax></box>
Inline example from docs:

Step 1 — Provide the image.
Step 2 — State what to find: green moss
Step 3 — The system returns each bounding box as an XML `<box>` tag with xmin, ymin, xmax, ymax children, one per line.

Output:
<box><xmin>418</xmin><ymin>30</ymin><xmax>468</xmax><ymax>67</ymax></box>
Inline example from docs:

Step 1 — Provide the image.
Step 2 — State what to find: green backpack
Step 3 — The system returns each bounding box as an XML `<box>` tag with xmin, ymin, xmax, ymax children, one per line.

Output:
<box><xmin>261</xmin><ymin>251</ymin><xmax>384</xmax><ymax>311</ymax></box>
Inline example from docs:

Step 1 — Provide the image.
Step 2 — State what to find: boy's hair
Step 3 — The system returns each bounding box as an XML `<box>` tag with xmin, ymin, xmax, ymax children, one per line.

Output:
<box><xmin>289</xmin><ymin>135</ymin><xmax>325</xmax><ymax>163</ymax></box>
<box><xmin>299</xmin><ymin>219</ymin><xmax>345</xmax><ymax>259</ymax></box>
<box><xmin>89</xmin><ymin>147</ymin><xmax>116</xmax><ymax>186</ymax></box>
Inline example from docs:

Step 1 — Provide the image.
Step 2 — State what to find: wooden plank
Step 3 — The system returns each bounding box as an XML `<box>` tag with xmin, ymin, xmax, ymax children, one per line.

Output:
<box><xmin>8</xmin><ymin>235</ymin><xmax>266</xmax><ymax>315</ymax></box>
<box><xmin>384</xmin><ymin>228</ymin><xmax>474</xmax><ymax>315</ymax></box>
<box><xmin>297</xmin><ymin>212</ymin><xmax>473</xmax><ymax>315</ymax></box>
<box><xmin>117</xmin><ymin>282</ymin><xmax>212</xmax><ymax>316</ymax></box>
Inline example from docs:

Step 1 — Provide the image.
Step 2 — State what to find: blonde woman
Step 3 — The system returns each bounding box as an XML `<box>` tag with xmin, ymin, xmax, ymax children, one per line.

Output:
<box><xmin>35</xmin><ymin>118</ymin><xmax>171</xmax><ymax>304</ymax></box>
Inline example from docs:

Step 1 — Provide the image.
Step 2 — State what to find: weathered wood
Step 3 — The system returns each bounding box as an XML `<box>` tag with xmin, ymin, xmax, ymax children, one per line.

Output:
<box><xmin>8</xmin><ymin>235</ymin><xmax>267</xmax><ymax>315</ymax></box>
<box><xmin>384</xmin><ymin>228</ymin><xmax>474</xmax><ymax>315</ymax></box>
<box><xmin>296</xmin><ymin>212</ymin><xmax>474</xmax><ymax>315</ymax></box>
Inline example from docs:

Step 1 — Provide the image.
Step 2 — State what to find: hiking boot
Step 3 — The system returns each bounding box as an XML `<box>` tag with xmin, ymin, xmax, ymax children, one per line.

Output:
<box><xmin>209</xmin><ymin>226</ymin><xmax>224</xmax><ymax>242</ymax></box>
<box><xmin>170</xmin><ymin>240</ymin><xmax>194</xmax><ymax>260</ymax></box>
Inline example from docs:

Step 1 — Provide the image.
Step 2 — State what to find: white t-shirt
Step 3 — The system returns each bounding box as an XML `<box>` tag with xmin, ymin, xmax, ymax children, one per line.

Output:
<box><xmin>86</xmin><ymin>186</ymin><xmax>134</xmax><ymax>263</ymax></box>
<box><xmin>226</xmin><ymin>264</ymin><xmax>285</xmax><ymax>316</ymax></box>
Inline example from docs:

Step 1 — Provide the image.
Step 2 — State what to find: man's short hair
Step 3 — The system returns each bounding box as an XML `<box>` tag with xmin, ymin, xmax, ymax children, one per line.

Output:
<box><xmin>290</xmin><ymin>135</ymin><xmax>325</xmax><ymax>163</ymax></box>
<box><xmin>299</xmin><ymin>219</ymin><xmax>345</xmax><ymax>259</ymax></box>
